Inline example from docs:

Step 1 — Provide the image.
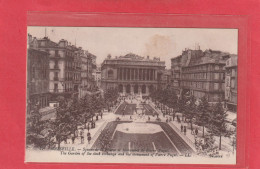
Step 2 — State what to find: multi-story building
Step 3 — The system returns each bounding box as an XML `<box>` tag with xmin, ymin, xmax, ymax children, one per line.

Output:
<box><xmin>27</xmin><ymin>34</ymin><xmax>50</xmax><ymax>114</ymax></box>
<box><xmin>101</xmin><ymin>53</ymin><xmax>165</xmax><ymax>96</ymax></box>
<box><xmin>36</xmin><ymin>37</ymin><xmax>81</xmax><ymax>100</ymax></box>
<box><xmin>225</xmin><ymin>55</ymin><xmax>238</xmax><ymax>112</ymax></box>
<box><xmin>171</xmin><ymin>48</ymin><xmax>230</xmax><ymax>102</ymax></box>
<box><xmin>80</xmin><ymin>50</ymin><xmax>95</xmax><ymax>98</ymax></box>
<box><xmin>171</xmin><ymin>55</ymin><xmax>182</xmax><ymax>94</ymax></box>
<box><xmin>71</xmin><ymin>46</ymin><xmax>82</xmax><ymax>98</ymax></box>
<box><xmin>161</xmin><ymin>69</ymin><xmax>172</xmax><ymax>88</ymax></box>
<box><xmin>90</xmin><ymin>53</ymin><xmax>97</xmax><ymax>67</ymax></box>
<box><xmin>93</xmin><ymin>65</ymin><xmax>101</xmax><ymax>88</ymax></box>
<box><xmin>87</xmin><ymin>52</ymin><xmax>96</xmax><ymax>89</ymax></box>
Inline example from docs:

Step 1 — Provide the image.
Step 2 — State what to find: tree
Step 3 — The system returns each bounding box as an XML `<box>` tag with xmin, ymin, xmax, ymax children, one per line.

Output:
<box><xmin>196</xmin><ymin>96</ymin><xmax>212</xmax><ymax>137</ymax></box>
<box><xmin>177</xmin><ymin>92</ymin><xmax>189</xmax><ymax>117</ymax></box>
<box><xmin>165</xmin><ymin>88</ymin><xmax>178</xmax><ymax>109</ymax></box>
<box><xmin>104</xmin><ymin>87</ymin><xmax>119</xmax><ymax>110</ymax></box>
<box><xmin>26</xmin><ymin>103</ymin><xmax>55</xmax><ymax>149</ymax></box>
<box><xmin>208</xmin><ymin>99</ymin><xmax>230</xmax><ymax>150</ymax></box>
<box><xmin>52</xmin><ymin>105</ymin><xmax>73</xmax><ymax>149</ymax></box>
<box><xmin>184</xmin><ymin>95</ymin><xmax>197</xmax><ymax>132</ymax></box>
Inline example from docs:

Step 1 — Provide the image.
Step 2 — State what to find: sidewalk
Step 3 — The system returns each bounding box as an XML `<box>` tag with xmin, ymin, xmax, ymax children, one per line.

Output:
<box><xmin>59</xmin><ymin>112</ymin><xmax>117</xmax><ymax>149</ymax></box>
<box><xmin>149</xmin><ymin>101</ymin><xmax>235</xmax><ymax>154</ymax></box>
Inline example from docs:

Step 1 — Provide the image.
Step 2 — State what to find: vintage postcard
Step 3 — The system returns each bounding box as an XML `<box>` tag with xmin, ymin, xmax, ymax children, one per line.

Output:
<box><xmin>26</xmin><ymin>26</ymin><xmax>238</xmax><ymax>164</ymax></box>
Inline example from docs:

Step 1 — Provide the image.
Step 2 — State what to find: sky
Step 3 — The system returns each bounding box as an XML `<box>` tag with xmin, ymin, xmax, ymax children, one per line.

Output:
<box><xmin>27</xmin><ymin>27</ymin><xmax>238</xmax><ymax>69</ymax></box>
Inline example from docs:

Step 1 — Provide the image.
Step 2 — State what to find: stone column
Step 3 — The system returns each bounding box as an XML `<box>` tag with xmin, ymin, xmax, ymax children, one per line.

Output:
<box><xmin>120</xmin><ymin>68</ymin><xmax>123</xmax><ymax>80</ymax></box>
<box><xmin>144</xmin><ymin>69</ymin><xmax>146</xmax><ymax>81</ymax></box>
<box><xmin>122</xmin><ymin>68</ymin><xmax>125</xmax><ymax>80</ymax></box>
<box><xmin>150</xmin><ymin>69</ymin><xmax>152</xmax><ymax>81</ymax></box>
<box><xmin>129</xmin><ymin>68</ymin><xmax>131</xmax><ymax>80</ymax></box>
<box><xmin>121</xmin><ymin>68</ymin><xmax>123</xmax><ymax>80</ymax></box>
<box><xmin>146</xmin><ymin>85</ymin><xmax>149</xmax><ymax>95</ymax></box>
<box><xmin>123</xmin><ymin>84</ymin><xmax>126</xmax><ymax>95</ymax></box>
<box><xmin>125</xmin><ymin>68</ymin><xmax>127</xmax><ymax>80</ymax></box>
<box><xmin>140</xmin><ymin>69</ymin><xmax>142</xmax><ymax>80</ymax></box>
<box><xmin>138</xmin><ymin>85</ymin><xmax>142</xmax><ymax>95</ymax></box>
<box><xmin>133</xmin><ymin>69</ymin><xmax>136</xmax><ymax>80</ymax></box>
<box><xmin>137</xmin><ymin>69</ymin><xmax>140</xmax><ymax>80</ymax></box>
<box><xmin>130</xmin><ymin>84</ymin><xmax>134</xmax><ymax>95</ymax></box>
<box><xmin>130</xmin><ymin>68</ymin><xmax>133</xmax><ymax>80</ymax></box>
<box><xmin>117</xmin><ymin>68</ymin><xmax>119</xmax><ymax>80</ymax></box>
<box><xmin>151</xmin><ymin>69</ymin><xmax>154</xmax><ymax>81</ymax></box>
<box><xmin>142</xmin><ymin>69</ymin><xmax>144</xmax><ymax>80</ymax></box>
<box><xmin>147</xmin><ymin>69</ymin><xmax>150</xmax><ymax>81</ymax></box>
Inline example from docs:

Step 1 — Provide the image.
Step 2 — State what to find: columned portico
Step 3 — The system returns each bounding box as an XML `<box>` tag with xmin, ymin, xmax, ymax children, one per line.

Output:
<box><xmin>123</xmin><ymin>84</ymin><xmax>126</xmax><ymax>95</ymax></box>
<box><xmin>130</xmin><ymin>84</ymin><xmax>134</xmax><ymax>95</ymax></box>
<box><xmin>138</xmin><ymin>86</ymin><xmax>142</xmax><ymax>95</ymax></box>
<box><xmin>101</xmin><ymin>53</ymin><xmax>165</xmax><ymax>96</ymax></box>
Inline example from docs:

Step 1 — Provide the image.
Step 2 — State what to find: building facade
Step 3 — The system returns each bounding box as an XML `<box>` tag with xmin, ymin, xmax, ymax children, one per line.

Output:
<box><xmin>101</xmin><ymin>53</ymin><xmax>165</xmax><ymax>96</ymax></box>
<box><xmin>27</xmin><ymin>34</ymin><xmax>50</xmax><ymax>114</ymax></box>
<box><xmin>171</xmin><ymin>55</ymin><xmax>182</xmax><ymax>94</ymax></box>
<box><xmin>36</xmin><ymin>37</ymin><xmax>82</xmax><ymax>100</ymax></box>
<box><xmin>181</xmin><ymin>62</ymin><xmax>226</xmax><ymax>102</ymax></box>
<box><xmin>80</xmin><ymin>50</ymin><xmax>95</xmax><ymax>98</ymax></box>
<box><xmin>93</xmin><ymin>65</ymin><xmax>101</xmax><ymax>88</ymax></box>
<box><xmin>171</xmin><ymin>48</ymin><xmax>231</xmax><ymax>102</ymax></box>
<box><xmin>225</xmin><ymin>55</ymin><xmax>238</xmax><ymax>112</ymax></box>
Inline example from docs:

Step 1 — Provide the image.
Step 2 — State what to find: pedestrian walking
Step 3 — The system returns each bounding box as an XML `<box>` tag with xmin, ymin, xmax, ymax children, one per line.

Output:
<box><xmin>75</xmin><ymin>130</ymin><xmax>78</xmax><ymax>138</ymax></box>
<box><xmin>191</xmin><ymin>128</ymin><xmax>194</xmax><ymax>135</ymax></box>
<box><xmin>79</xmin><ymin>130</ymin><xmax>84</xmax><ymax>144</ymax></box>
<box><xmin>71</xmin><ymin>134</ymin><xmax>75</xmax><ymax>144</ymax></box>
<box><xmin>88</xmin><ymin>136</ymin><xmax>91</xmax><ymax>144</ymax></box>
<box><xmin>87</xmin><ymin>123</ymin><xmax>90</xmax><ymax>131</ymax></box>
<box><xmin>181</xmin><ymin>124</ymin><xmax>183</xmax><ymax>132</ymax></box>
<box><xmin>195</xmin><ymin>128</ymin><xmax>198</xmax><ymax>136</ymax></box>
<box><xmin>184</xmin><ymin>126</ymin><xmax>187</xmax><ymax>135</ymax></box>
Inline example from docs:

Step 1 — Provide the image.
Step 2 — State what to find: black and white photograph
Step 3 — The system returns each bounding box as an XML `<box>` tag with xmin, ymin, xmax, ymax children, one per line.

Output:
<box><xmin>26</xmin><ymin>27</ymin><xmax>238</xmax><ymax>164</ymax></box>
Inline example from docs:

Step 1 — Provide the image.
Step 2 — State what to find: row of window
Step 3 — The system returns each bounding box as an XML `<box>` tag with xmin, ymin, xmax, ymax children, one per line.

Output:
<box><xmin>31</xmin><ymin>67</ymin><xmax>48</xmax><ymax>79</ymax></box>
<box><xmin>226</xmin><ymin>68</ymin><xmax>237</xmax><ymax>77</ymax></box>
<box><xmin>65</xmin><ymin>61</ymin><xmax>81</xmax><ymax>70</ymax></box>
<box><xmin>182</xmin><ymin>81</ymin><xmax>225</xmax><ymax>90</ymax></box>
<box><xmin>64</xmin><ymin>72</ymin><xmax>81</xmax><ymax>81</ymax></box>
<box><xmin>182</xmin><ymin>64</ymin><xmax>223</xmax><ymax>73</ymax></box>
<box><xmin>182</xmin><ymin>72</ymin><xmax>225</xmax><ymax>80</ymax></box>
<box><xmin>30</xmin><ymin>82</ymin><xmax>49</xmax><ymax>94</ymax></box>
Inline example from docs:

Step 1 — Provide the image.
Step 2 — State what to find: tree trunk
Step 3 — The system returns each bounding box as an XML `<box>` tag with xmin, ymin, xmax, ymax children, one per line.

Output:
<box><xmin>202</xmin><ymin>125</ymin><xmax>205</xmax><ymax>137</ymax></box>
<box><xmin>190</xmin><ymin>121</ymin><xmax>193</xmax><ymax>133</ymax></box>
<box><xmin>56</xmin><ymin>135</ymin><xmax>61</xmax><ymax>149</ymax></box>
<box><xmin>219</xmin><ymin>135</ymin><xmax>222</xmax><ymax>150</ymax></box>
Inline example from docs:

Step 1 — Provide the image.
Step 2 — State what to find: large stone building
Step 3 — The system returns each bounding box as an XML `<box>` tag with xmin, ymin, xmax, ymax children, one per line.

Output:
<box><xmin>80</xmin><ymin>50</ymin><xmax>96</xmax><ymax>98</ymax></box>
<box><xmin>27</xmin><ymin>34</ymin><xmax>50</xmax><ymax>114</ymax></box>
<box><xmin>101</xmin><ymin>53</ymin><xmax>165</xmax><ymax>96</ymax></box>
<box><xmin>93</xmin><ymin>65</ymin><xmax>101</xmax><ymax>88</ymax></box>
<box><xmin>225</xmin><ymin>55</ymin><xmax>238</xmax><ymax>112</ymax></box>
<box><xmin>171</xmin><ymin>55</ymin><xmax>182</xmax><ymax>94</ymax></box>
<box><xmin>171</xmin><ymin>48</ymin><xmax>232</xmax><ymax>102</ymax></box>
<box><xmin>36</xmin><ymin>37</ymin><xmax>83</xmax><ymax>99</ymax></box>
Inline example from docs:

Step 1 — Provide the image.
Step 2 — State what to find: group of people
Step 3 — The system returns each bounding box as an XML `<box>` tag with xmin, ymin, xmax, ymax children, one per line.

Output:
<box><xmin>180</xmin><ymin>124</ymin><xmax>199</xmax><ymax>136</ymax></box>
